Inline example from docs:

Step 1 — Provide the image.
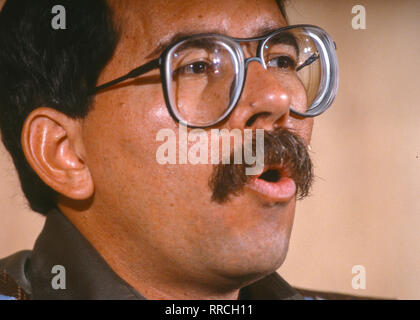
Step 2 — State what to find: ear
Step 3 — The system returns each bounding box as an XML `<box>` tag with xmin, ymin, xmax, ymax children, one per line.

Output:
<box><xmin>21</xmin><ymin>107</ymin><xmax>94</xmax><ymax>200</ymax></box>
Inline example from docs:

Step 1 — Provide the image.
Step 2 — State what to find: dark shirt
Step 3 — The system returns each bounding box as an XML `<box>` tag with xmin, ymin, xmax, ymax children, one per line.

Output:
<box><xmin>0</xmin><ymin>209</ymin><xmax>302</xmax><ymax>300</ymax></box>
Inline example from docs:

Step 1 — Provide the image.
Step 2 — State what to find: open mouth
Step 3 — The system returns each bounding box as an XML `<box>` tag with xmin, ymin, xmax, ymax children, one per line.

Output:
<box><xmin>246</xmin><ymin>166</ymin><xmax>296</xmax><ymax>203</ymax></box>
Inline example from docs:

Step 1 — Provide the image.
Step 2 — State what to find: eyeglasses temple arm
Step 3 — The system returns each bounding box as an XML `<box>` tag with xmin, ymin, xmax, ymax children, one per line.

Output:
<box><xmin>296</xmin><ymin>53</ymin><xmax>320</xmax><ymax>72</ymax></box>
<box><xmin>92</xmin><ymin>58</ymin><xmax>161</xmax><ymax>94</ymax></box>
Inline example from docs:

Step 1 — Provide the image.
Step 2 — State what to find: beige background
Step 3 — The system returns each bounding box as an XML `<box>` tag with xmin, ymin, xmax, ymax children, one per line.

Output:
<box><xmin>0</xmin><ymin>0</ymin><xmax>419</xmax><ymax>299</ymax></box>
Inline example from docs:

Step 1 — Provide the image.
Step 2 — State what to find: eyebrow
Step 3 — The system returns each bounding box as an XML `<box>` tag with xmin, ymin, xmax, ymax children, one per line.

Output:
<box><xmin>267</xmin><ymin>32</ymin><xmax>300</xmax><ymax>57</ymax></box>
<box><xmin>146</xmin><ymin>25</ymin><xmax>287</xmax><ymax>59</ymax></box>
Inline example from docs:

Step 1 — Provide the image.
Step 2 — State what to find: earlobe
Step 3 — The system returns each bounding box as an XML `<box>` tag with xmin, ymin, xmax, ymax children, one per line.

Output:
<box><xmin>21</xmin><ymin>107</ymin><xmax>94</xmax><ymax>200</ymax></box>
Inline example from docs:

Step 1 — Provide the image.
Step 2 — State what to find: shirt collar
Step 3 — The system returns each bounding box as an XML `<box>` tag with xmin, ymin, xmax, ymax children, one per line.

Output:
<box><xmin>26</xmin><ymin>209</ymin><xmax>300</xmax><ymax>300</ymax></box>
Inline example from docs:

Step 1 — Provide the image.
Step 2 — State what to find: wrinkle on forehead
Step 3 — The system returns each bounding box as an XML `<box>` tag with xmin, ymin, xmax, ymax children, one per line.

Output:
<box><xmin>107</xmin><ymin>0</ymin><xmax>287</xmax><ymax>62</ymax></box>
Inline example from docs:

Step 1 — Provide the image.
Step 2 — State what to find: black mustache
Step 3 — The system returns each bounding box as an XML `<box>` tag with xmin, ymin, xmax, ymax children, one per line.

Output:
<box><xmin>209</xmin><ymin>128</ymin><xmax>313</xmax><ymax>203</ymax></box>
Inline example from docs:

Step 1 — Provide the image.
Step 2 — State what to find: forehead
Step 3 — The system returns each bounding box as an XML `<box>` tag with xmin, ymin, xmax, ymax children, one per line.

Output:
<box><xmin>109</xmin><ymin>0</ymin><xmax>287</xmax><ymax>60</ymax></box>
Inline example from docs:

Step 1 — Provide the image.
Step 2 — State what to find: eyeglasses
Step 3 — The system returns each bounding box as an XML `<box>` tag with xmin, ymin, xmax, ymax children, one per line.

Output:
<box><xmin>94</xmin><ymin>24</ymin><xmax>339</xmax><ymax>128</ymax></box>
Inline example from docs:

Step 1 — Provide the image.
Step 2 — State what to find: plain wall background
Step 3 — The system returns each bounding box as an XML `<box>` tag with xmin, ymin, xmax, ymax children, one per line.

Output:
<box><xmin>0</xmin><ymin>0</ymin><xmax>419</xmax><ymax>299</ymax></box>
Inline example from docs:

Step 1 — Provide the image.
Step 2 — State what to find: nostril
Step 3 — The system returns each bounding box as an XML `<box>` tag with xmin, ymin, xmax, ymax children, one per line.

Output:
<box><xmin>245</xmin><ymin>112</ymin><xmax>271</xmax><ymax>127</ymax></box>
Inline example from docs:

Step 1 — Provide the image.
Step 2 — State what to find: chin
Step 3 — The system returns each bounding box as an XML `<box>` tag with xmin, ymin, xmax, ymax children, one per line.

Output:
<box><xmin>189</xmin><ymin>191</ymin><xmax>295</xmax><ymax>287</ymax></box>
<box><xmin>208</xmin><ymin>232</ymin><xmax>291</xmax><ymax>286</ymax></box>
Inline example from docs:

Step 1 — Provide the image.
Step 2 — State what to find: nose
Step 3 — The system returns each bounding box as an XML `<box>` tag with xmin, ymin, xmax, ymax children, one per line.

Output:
<box><xmin>227</xmin><ymin>60</ymin><xmax>291</xmax><ymax>131</ymax></box>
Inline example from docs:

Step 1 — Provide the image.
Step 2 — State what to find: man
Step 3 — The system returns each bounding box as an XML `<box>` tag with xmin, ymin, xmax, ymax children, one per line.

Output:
<box><xmin>0</xmin><ymin>0</ymin><xmax>338</xmax><ymax>300</ymax></box>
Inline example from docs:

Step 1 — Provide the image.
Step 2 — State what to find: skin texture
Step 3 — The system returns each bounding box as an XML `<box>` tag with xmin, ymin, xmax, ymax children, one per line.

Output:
<box><xmin>21</xmin><ymin>0</ymin><xmax>314</xmax><ymax>299</ymax></box>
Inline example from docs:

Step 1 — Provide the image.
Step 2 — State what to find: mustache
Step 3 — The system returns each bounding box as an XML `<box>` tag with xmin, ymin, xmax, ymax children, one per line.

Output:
<box><xmin>209</xmin><ymin>128</ymin><xmax>314</xmax><ymax>203</ymax></box>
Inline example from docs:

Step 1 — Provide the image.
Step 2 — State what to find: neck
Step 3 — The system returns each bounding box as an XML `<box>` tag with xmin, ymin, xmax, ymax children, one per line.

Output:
<box><xmin>59</xmin><ymin>203</ymin><xmax>243</xmax><ymax>300</ymax></box>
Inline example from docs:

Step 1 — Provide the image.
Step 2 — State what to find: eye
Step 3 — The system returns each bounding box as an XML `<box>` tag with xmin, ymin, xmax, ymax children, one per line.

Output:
<box><xmin>267</xmin><ymin>55</ymin><xmax>297</xmax><ymax>70</ymax></box>
<box><xmin>176</xmin><ymin>61</ymin><xmax>212</xmax><ymax>76</ymax></box>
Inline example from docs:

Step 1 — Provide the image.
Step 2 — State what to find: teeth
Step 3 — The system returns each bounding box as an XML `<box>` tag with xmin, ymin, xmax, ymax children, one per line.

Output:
<box><xmin>258</xmin><ymin>169</ymin><xmax>281</xmax><ymax>183</ymax></box>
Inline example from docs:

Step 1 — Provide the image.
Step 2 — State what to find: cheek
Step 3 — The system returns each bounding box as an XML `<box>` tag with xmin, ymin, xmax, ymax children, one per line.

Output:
<box><xmin>81</xmin><ymin>87</ymin><xmax>170</xmax><ymax>189</ymax></box>
<box><xmin>290</xmin><ymin>77</ymin><xmax>308</xmax><ymax>113</ymax></box>
<box><xmin>287</xmin><ymin>115</ymin><xmax>313</xmax><ymax>145</ymax></box>
<box><xmin>285</xmin><ymin>79</ymin><xmax>314</xmax><ymax>144</ymax></box>
<box><xmin>83</xmin><ymin>86</ymin><xmax>218</xmax><ymax>211</ymax></box>
<box><xmin>300</xmin><ymin>117</ymin><xmax>314</xmax><ymax>144</ymax></box>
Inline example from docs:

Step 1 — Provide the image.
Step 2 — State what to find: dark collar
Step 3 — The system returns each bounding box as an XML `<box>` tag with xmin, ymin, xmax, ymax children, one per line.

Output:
<box><xmin>8</xmin><ymin>209</ymin><xmax>302</xmax><ymax>300</ymax></box>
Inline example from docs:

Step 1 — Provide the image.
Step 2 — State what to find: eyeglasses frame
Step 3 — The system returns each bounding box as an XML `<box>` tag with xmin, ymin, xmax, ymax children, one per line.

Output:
<box><xmin>93</xmin><ymin>24</ymin><xmax>339</xmax><ymax>128</ymax></box>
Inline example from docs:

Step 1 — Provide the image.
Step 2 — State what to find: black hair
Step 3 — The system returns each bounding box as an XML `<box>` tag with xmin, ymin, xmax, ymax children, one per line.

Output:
<box><xmin>277</xmin><ymin>0</ymin><xmax>289</xmax><ymax>23</ymax></box>
<box><xmin>0</xmin><ymin>0</ymin><xmax>287</xmax><ymax>216</ymax></box>
<box><xmin>0</xmin><ymin>0</ymin><xmax>119</xmax><ymax>215</ymax></box>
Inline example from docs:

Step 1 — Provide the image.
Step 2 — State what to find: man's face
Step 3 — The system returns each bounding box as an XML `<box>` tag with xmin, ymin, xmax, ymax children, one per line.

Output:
<box><xmin>76</xmin><ymin>0</ymin><xmax>314</xmax><ymax>289</ymax></box>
